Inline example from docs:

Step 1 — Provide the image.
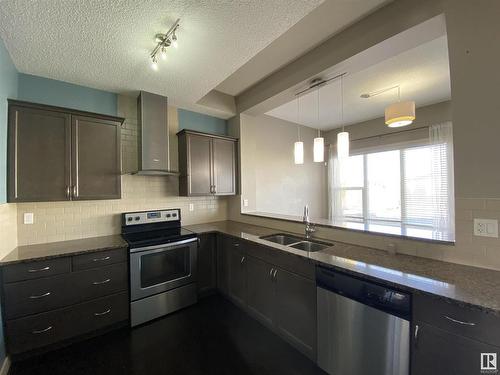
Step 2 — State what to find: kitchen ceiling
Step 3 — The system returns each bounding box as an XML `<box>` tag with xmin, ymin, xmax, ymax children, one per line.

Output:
<box><xmin>0</xmin><ymin>0</ymin><xmax>390</xmax><ymax>115</ymax></box>
<box><xmin>266</xmin><ymin>34</ymin><xmax>451</xmax><ymax>130</ymax></box>
<box><xmin>214</xmin><ymin>0</ymin><xmax>389</xmax><ymax>97</ymax></box>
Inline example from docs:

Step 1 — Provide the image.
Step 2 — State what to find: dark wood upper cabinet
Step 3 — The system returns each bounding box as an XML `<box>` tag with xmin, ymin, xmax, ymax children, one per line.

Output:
<box><xmin>212</xmin><ymin>137</ymin><xmax>236</xmax><ymax>195</ymax></box>
<box><xmin>8</xmin><ymin>100</ymin><xmax>124</xmax><ymax>202</ymax></box>
<box><xmin>71</xmin><ymin>115</ymin><xmax>121</xmax><ymax>200</ymax></box>
<box><xmin>177</xmin><ymin>130</ymin><xmax>237</xmax><ymax>196</ymax></box>
<box><xmin>8</xmin><ymin>105</ymin><xmax>71</xmax><ymax>202</ymax></box>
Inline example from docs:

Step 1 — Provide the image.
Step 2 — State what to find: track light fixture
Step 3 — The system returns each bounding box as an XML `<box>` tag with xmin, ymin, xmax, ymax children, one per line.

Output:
<box><xmin>150</xmin><ymin>19</ymin><xmax>180</xmax><ymax>70</ymax></box>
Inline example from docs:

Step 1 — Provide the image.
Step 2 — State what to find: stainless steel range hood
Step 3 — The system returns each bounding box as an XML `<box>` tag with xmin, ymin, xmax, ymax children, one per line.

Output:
<box><xmin>135</xmin><ymin>91</ymin><xmax>179</xmax><ymax>175</ymax></box>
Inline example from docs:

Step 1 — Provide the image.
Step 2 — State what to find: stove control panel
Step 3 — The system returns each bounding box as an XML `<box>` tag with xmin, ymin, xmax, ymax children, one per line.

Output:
<box><xmin>123</xmin><ymin>209</ymin><xmax>180</xmax><ymax>226</ymax></box>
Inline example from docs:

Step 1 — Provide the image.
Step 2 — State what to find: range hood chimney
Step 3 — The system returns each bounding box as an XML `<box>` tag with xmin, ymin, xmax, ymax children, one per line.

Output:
<box><xmin>135</xmin><ymin>91</ymin><xmax>178</xmax><ymax>175</ymax></box>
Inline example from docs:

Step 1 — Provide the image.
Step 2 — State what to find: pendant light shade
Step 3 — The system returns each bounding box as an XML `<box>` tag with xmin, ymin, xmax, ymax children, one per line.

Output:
<box><xmin>294</xmin><ymin>141</ymin><xmax>304</xmax><ymax>164</ymax></box>
<box><xmin>385</xmin><ymin>100</ymin><xmax>415</xmax><ymax>127</ymax></box>
<box><xmin>337</xmin><ymin>131</ymin><xmax>349</xmax><ymax>159</ymax></box>
<box><xmin>313</xmin><ymin>136</ymin><xmax>324</xmax><ymax>162</ymax></box>
<box><xmin>337</xmin><ymin>73</ymin><xmax>350</xmax><ymax>159</ymax></box>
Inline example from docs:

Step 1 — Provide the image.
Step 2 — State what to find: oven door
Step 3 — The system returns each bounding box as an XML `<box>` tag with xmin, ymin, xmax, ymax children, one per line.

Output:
<box><xmin>130</xmin><ymin>238</ymin><xmax>198</xmax><ymax>301</ymax></box>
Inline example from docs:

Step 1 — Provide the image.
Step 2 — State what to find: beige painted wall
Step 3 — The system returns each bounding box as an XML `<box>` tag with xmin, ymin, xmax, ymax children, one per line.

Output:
<box><xmin>239</xmin><ymin>114</ymin><xmax>326</xmax><ymax>219</ymax></box>
<box><xmin>0</xmin><ymin>203</ymin><xmax>17</xmax><ymax>257</ymax></box>
<box><xmin>229</xmin><ymin>0</ymin><xmax>500</xmax><ymax>270</ymax></box>
<box><xmin>15</xmin><ymin>95</ymin><xmax>229</xmax><ymax>246</ymax></box>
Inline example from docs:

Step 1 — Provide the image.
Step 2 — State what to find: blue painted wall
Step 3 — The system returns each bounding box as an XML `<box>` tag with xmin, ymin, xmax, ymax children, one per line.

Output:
<box><xmin>0</xmin><ymin>37</ymin><xmax>18</xmax><ymax>365</ymax></box>
<box><xmin>178</xmin><ymin>108</ymin><xmax>227</xmax><ymax>135</ymax></box>
<box><xmin>0</xmin><ymin>40</ymin><xmax>18</xmax><ymax>204</ymax></box>
<box><xmin>18</xmin><ymin>73</ymin><xmax>117</xmax><ymax>116</ymax></box>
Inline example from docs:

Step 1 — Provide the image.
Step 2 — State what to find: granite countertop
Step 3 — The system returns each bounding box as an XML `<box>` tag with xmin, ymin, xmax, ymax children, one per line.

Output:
<box><xmin>185</xmin><ymin>221</ymin><xmax>500</xmax><ymax>316</ymax></box>
<box><xmin>2</xmin><ymin>220</ymin><xmax>499</xmax><ymax>316</ymax></box>
<box><xmin>0</xmin><ymin>235</ymin><xmax>127</xmax><ymax>265</ymax></box>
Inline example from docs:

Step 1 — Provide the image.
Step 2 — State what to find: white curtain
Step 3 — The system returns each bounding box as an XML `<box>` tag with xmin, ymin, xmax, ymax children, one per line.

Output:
<box><xmin>327</xmin><ymin>145</ymin><xmax>343</xmax><ymax>221</ymax></box>
<box><xmin>428</xmin><ymin>122</ymin><xmax>455</xmax><ymax>239</ymax></box>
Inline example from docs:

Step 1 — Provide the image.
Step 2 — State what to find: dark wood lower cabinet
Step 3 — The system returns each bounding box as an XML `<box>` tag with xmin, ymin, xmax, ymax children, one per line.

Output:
<box><xmin>228</xmin><ymin>246</ymin><xmax>247</xmax><ymax>308</ymax></box>
<box><xmin>412</xmin><ymin>321</ymin><xmax>500</xmax><ymax>375</ymax></box>
<box><xmin>246</xmin><ymin>256</ymin><xmax>275</xmax><ymax>327</ymax></box>
<box><xmin>1</xmin><ymin>248</ymin><xmax>129</xmax><ymax>356</ymax></box>
<box><xmin>217</xmin><ymin>235</ymin><xmax>316</xmax><ymax>360</ymax></box>
<box><xmin>274</xmin><ymin>268</ymin><xmax>316</xmax><ymax>359</ymax></box>
<box><xmin>197</xmin><ymin>233</ymin><xmax>217</xmax><ymax>297</ymax></box>
<box><xmin>6</xmin><ymin>292</ymin><xmax>128</xmax><ymax>354</ymax></box>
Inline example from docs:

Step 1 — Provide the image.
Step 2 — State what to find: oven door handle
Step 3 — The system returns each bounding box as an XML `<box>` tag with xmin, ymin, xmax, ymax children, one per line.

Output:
<box><xmin>129</xmin><ymin>237</ymin><xmax>198</xmax><ymax>254</ymax></box>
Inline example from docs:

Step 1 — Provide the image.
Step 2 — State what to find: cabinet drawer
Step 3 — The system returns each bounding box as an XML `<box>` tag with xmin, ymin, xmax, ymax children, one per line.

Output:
<box><xmin>4</xmin><ymin>273</ymin><xmax>75</xmax><ymax>320</ymax></box>
<box><xmin>268</xmin><ymin>250</ymin><xmax>315</xmax><ymax>280</ymax></box>
<box><xmin>72</xmin><ymin>248</ymin><xmax>127</xmax><ymax>271</ymax></box>
<box><xmin>2</xmin><ymin>257</ymin><xmax>71</xmax><ymax>283</ymax></box>
<box><xmin>4</xmin><ymin>263</ymin><xmax>128</xmax><ymax>319</ymax></box>
<box><xmin>221</xmin><ymin>235</ymin><xmax>245</xmax><ymax>252</ymax></box>
<box><xmin>6</xmin><ymin>292</ymin><xmax>128</xmax><ymax>354</ymax></box>
<box><xmin>413</xmin><ymin>293</ymin><xmax>500</xmax><ymax>347</ymax></box>
<box><xmin>74</xmin><ymin>262</ymin><xmax>128</xmax><ymax>301</ymax></box>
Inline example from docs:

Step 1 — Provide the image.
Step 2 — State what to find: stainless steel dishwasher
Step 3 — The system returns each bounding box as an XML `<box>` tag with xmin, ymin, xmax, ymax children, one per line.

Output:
<box><xmin>316</xmin><ymin>267</ymin><xmax>411</xmax><ymax>375</ymax></box>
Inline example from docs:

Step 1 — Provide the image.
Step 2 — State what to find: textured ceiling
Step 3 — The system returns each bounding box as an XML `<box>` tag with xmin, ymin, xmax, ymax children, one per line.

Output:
<box><xmin>0</xmin><ymin>0</ymin><xmax>323</xmax><ymax>110</ymax></box>
<box><xmin>215</xmin><ymin>0</ymin><xmax>390</xmax><ymax>96</ymax></box>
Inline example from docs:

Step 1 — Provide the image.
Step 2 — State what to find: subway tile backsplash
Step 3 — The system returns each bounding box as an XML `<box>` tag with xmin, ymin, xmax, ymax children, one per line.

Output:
<box><xmin>0</xmin><ymin>203</ymin><xmax>18</xmax><ymax>258</ymax></box>
<box><xmin>16</xmin><ymin>175</ymin><xmax>228</xmax><ymax>246</ymax></box>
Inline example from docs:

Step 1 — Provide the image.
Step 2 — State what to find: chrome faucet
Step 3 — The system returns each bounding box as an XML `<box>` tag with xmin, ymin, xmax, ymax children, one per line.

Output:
<box><xmin>303</xmin><ymin>205</ymin><xmax>316</xmax><ymax>239</ymax></box>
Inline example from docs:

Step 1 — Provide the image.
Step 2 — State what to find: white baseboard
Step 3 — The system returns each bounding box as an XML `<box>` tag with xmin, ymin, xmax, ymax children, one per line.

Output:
<box><xmin>0</xmin><ymin>356</ymin><xmax>10</xmax><ymax>375</ymax></box>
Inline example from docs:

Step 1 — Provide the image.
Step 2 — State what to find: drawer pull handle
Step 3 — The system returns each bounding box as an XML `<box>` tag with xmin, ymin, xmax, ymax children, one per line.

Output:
<box><xmin>93</xmin><ymin>256</ymin><xmax>111</xmax><ymax>262</ymax></box>
<box><xmin>94</xmin><ymin>309</ymin><xmax>111</xmax><ymax>316</ymax></box>
<box><xmin>92</xmin><ymin>278</ymin><xmax>111</xmax><ymax>285</ymax></box>
<box><xmin>28</xmin><ymin>266</ymin><xmax>50</xmax><ymax>273</ymax></box>
<box><xmin>240</xmin><ymin>256</ymin><xmax>245</xmax><ymax>264</ymax></box>
<box><xmin>444</xmin><ymin>315</ymin><xmax>476</xmax><ymax>326</ymax></box>
<box><xmin>233</xmin><ymin>243</ymin><xmax>239</xmax><ymax>247</ymax></box>
<box><xmin>32</xmin><ymin>326</ymin><xmax>53</xmax><ymax>334</ymax></box>
<box><xmin>29</xmin><ymin>292</ymin><xmax>51</xmax><ymax>299</ymax></box>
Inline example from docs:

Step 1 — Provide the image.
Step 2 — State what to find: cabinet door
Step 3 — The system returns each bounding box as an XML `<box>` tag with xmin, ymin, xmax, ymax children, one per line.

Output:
<box><xmin>412</xmin><ymin>321</ymin><xmax>500</xmax><ymax>375</ymax></box>
<box><xmin>197</xmin><ymin>233</ymin><xmax>217</xmax><ymax>297</ymax></box>
<box><xmin>186</xmin><ymin>134</ymin><xmax>212</xmax><ymax>195</ymax></box>
<box><xmin>216</xmin><ymin>236</ymin><xmax>230</xmax><ymax>296</ymax></box>
<box><xmin>212</xmin><ymin>138</ymin><xmax>236</xmax><ymax>195</ymax></box>
<box><xmin>228</xmin><ymin>245</ymin><xmax>247</xmax><ymax>308</ymax></box>
<box><xmin>275</xmin><ymin>267</ymin><xmax>316</xmax><ymax>359</ymax></box>
<box><xmin>8</xmin><ymin>106</ymin><xmax>71</xmax><ymax>202</ymax></box>
<box><xmin>71</xmin><ymin>115</ymin><xmax>121</xmax><ymax>200</ymax></box>
<box><xmin>246</xmin><ymin>256</ymin><xmax>275</xmax><ymax>327</ymax></box>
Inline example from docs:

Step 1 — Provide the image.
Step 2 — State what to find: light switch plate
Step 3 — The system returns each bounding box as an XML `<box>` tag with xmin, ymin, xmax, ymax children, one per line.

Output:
<box><xmin>243</xmin><ymin>199</ymin><xmax>249</xmax><ymax>207</ymax></box>
<box><xmin>189</xmin><ymin>203</ymin><xmax>194</xmax><ymax>212</ymax></box>
<box><xmin>474</xmin><ymin>218</ymin><xmax>498</xmax><ymax>238</ymax></box>
<box><xmin>24</xmin><ymin>212</ymin><xmax>34</xmax><ymax>225</ymax></box>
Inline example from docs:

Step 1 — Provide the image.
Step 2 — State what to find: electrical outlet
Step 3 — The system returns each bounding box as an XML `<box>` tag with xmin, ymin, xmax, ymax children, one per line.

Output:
<box><xmin>243</xmin><ymin>199</ymin><xmax>249</xmax><ymax>207</ymax></box>
<box><xmin>189</xmin><ymin>203</ymin><xmax>194</xmax><ymax>212</ymax></box>
<box><xmin>474</xmin><ymin>218</ymin><xmax>498</xmax><ymax>238</ymax></box>
<box><xmin>24</xmin><ymin>212</ymin><xmax>34</xmax><ymax>225</ymax></box>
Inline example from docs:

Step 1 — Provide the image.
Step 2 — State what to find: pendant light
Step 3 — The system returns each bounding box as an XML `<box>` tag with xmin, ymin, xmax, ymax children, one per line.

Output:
<box><xmin>337</xmin><ymin>74</ymin><xmax>349</xmax><ymax>159</ymax></box>
<box><xmin>294</xmin><ymin>96</ymin><xmax>304</xmax><ymax>165</ymax></box>
<box><xmin>384</xmin><ymin>86</ymin><xmax>415</xmax><ymax>127</ymax></box>
<box><xmin>313</xmin><ymin>87</ymin><xmax>325</xmax><ymax>163</ymax></box>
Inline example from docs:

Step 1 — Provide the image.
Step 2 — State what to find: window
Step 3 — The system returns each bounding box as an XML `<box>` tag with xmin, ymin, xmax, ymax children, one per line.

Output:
<box><xmin>330</xmin><ymin>123</ymin><xmax>454</xmax><ymax>241</ymax></box>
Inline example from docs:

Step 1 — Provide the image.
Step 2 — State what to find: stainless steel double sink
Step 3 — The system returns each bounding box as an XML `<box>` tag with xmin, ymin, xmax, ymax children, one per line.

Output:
<box><xmin>259</xmin><ymin>233</ymin><xmax>333</xmax><ymax>252</ymax></box>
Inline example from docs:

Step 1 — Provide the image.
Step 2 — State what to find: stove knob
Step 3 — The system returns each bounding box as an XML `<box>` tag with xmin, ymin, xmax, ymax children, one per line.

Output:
<box><xmin>134</xmin><ymin>216</ymin><xmax>140</xmax><ymax>221</ymax></box>
<box><xmin>127</xmin><ymin>217</ymin><xmax>133</xmax><ymax>222</ymax></box>
<box><xmin>166</xmin><ymin>214</ymin><xmax>171</xmax><ymax>218</ymax></box>
<box><xmin>172</xmin><ymin>213</ymin><xmax>177</xmax><ymax>217</ymax></box>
